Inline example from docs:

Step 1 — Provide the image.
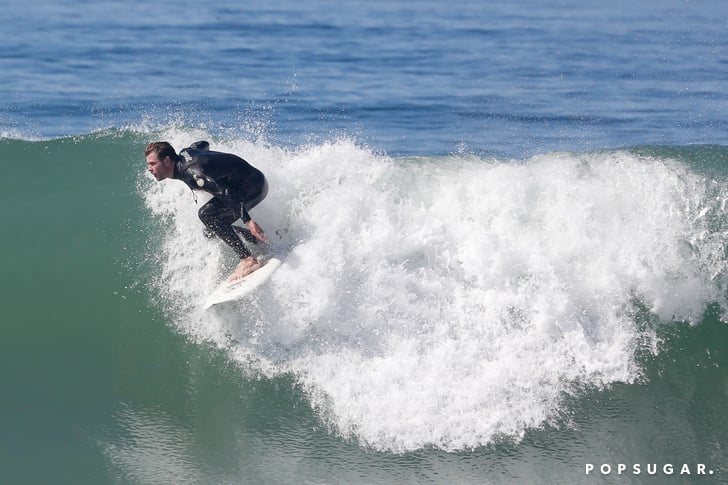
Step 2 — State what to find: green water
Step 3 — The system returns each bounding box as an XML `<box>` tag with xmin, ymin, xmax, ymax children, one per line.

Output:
<box><xmin>2</xmin><ymin>133</ymin><xmax>728</xmax><ymax>484</ymax></box>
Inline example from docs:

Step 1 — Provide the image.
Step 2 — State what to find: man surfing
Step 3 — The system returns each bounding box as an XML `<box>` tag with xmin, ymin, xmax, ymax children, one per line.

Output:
<box><xmin>145</xmin><ymin>140</ymin><xmax>268</xmax><ymax>282</ymax></box>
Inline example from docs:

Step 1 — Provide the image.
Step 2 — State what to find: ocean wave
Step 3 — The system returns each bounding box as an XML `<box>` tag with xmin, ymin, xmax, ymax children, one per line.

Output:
<box><xmin>138</xmin><ymin>126</ymin><xmax>728</xmax><ymax>452</ymax></box>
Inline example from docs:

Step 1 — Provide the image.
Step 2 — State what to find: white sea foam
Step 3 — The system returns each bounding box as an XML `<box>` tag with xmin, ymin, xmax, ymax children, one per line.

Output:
<box><xmin>142</xmin><ymin>129</ymin><xmax>728</xmax><ymax>452</ymax></box>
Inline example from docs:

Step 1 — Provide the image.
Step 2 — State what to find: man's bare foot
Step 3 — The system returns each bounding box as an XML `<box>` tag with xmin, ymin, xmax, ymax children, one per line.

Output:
<box><xmin>226</xmin><ymin>257</ymin><xmax>263</xmax><ymax>283</ymax></box>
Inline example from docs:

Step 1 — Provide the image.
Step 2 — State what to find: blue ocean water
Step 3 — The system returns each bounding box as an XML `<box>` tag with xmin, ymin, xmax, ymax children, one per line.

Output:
<box><xmin>3</xmin><ymin>0</ymin><xmax>728</xmax><ymax>156</ymax></box>
<box><xmin>3</xmin><ymin>1</ymin><xmax>728</xmax><ymax>484</ymax></box>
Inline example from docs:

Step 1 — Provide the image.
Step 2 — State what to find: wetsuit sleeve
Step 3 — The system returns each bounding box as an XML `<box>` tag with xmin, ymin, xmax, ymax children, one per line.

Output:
<box><xmin>241</xmin><ymin>207</ymin><xmax>251</xmax><ymax>224</ymax></box>
<box><xmin>185</xmin><ymin>164</ymin><xmax>232</xmax><ymax>201</ymax></box>
<box><xmin>185</xmin><ymin>163</ymin><xmax>253</xmax><ymax>224</ymax></box>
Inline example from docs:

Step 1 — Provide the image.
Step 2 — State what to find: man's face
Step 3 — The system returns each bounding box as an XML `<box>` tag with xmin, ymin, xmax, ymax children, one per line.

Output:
<box><xmin>146</xmin><ymin>152</ymin><xmax>174</xmax><ymax>181</ymax></box>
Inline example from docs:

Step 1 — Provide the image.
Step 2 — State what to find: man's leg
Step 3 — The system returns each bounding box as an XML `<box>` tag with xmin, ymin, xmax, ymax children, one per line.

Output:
<box><xmin>198</xmin><ymin>198</ymin><xmax>251</xmax><ymax>259</ymax></box>
<box><xmin>233</xmin><ymin>225</ymin><xmax>259</xmax><ymax>244</ymax></box>
<box><xmin>198</xmin><ymin>198</ymin><xmax>262</xmax><ymax>281</ymax></box>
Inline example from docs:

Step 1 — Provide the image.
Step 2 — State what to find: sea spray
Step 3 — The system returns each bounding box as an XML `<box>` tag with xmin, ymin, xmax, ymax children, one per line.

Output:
<box><xmin>142</xmin><ymin>134</ymin><xmax>728</xmax><ymax>452</ymax></box>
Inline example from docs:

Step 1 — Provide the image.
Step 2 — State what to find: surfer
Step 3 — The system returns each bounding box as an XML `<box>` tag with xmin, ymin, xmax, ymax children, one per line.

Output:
<box><xmin>145</xmin><ymin>140</ymin><xmax>268</xmax><ymax>281</ymax></box>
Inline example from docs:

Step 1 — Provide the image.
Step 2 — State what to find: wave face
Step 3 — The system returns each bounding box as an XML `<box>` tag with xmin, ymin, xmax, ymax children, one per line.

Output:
<box><xmin>4</xmin><ymin>131</ymin><xmax>728</xmax><ymax>484</ymax></box>
<box><xmin>138</xmin><ymin>129</ymin><xmax>728</xmax><ymax>452</ymax></box>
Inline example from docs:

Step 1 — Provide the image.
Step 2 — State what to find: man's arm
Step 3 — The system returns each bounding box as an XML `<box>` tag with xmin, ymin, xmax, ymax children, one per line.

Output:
<box><xmin>188</xmin><ymin>165</ymin><xmax>267</xmax><ymax>241</ymax></box>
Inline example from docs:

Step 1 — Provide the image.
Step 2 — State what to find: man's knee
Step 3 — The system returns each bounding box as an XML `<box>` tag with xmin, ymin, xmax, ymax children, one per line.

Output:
<box><xmin>197</xmin><ymin>203</ymin><xmax>216</xmax><ymax>226</ymax></box>
<box><xmin>198</xmin><ymin>200</ymin><xmax>239</xmax><ymax>228</ymax></box>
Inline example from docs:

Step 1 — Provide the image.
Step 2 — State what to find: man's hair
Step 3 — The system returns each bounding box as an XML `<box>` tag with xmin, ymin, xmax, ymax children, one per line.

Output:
<box><xmin>144</xmin><ymin>141</ymin><xmax>177</xmax><ymax>161</ymax></box>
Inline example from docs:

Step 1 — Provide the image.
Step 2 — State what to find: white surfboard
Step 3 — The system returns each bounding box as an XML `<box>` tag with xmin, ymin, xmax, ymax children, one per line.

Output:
<box><xmin>203</xmin><ymin>257</ymin><xmax>282</xmax><ymax>310</ymax></box>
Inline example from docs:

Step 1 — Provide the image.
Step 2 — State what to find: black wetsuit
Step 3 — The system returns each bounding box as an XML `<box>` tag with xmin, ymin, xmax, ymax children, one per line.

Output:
<box><xmin>173</xmin><ymin>141</ymin><xmax>268</xmax><ymax>259</ymax></box>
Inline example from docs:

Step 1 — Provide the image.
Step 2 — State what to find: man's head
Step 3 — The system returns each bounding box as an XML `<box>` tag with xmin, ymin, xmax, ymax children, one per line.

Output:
<box><xmin>145</xmin><ymin>141</ymin><xmax>178</xmax><ymax>181</ymax></box>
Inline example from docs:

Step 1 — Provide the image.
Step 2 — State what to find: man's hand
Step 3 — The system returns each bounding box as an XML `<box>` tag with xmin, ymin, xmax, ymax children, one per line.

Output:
<box><xmin>247</xmin><ymin>220</ymin><xmax>267</xmax><ymax>241</ymax></box>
